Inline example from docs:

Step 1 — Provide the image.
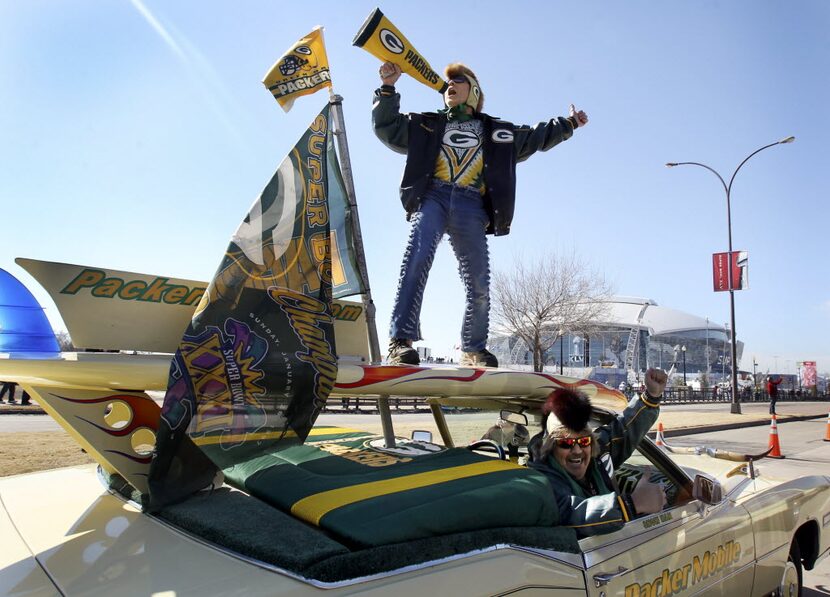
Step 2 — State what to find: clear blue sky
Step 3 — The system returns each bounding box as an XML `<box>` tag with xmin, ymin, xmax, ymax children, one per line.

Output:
<box><xmin>1</xmin><ymin>1</ymin><xmax>828</xmax><ymax>376</ymax></box>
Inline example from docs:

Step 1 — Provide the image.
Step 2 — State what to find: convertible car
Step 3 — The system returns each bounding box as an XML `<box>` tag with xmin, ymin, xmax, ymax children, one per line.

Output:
<box><xmin>2</xmin><ymin>364</ymin><xmax>829</xmax><ymax>596</ymax></box>
<box><xmin>2</xmin><ymin>262</ymin><xmax>829</xmax><ymax>596</ymax></box>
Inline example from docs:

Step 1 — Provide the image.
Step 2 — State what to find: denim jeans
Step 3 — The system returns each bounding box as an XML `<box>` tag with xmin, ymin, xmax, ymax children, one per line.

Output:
<box><xmin>389</xmin><ymin>181</ymin><xmax>490</xmax><ymax>352</ymax></box>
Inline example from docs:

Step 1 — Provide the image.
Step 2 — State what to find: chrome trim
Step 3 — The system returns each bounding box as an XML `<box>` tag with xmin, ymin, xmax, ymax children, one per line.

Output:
<box><xmin>725</xmin><ymin>477</ymin><xmax>753</xmax><ymax>499</ymax></box>
<box><xmin>97</xmin><ymin>466</ymin><xmax>145</xmax><ymax>511</ymax></box>
<box><xmin>593</xmin><ymin>566</ymin><xmax>628</xmax><ymax>587</ymax></box>
<box><xmin>580</xmin><ymin>508</ymin><xmax>699</xmax><ymax>568</ymax></box>
<box><xmin>754</xmin><ymin>541</ymin><xmax>790</xmax><ymax>564</ymax></box>
<box><xmin>511</xmin><ymin>545</ymin><xmax>585</xmax><ymax>569</ymax></box>
<box><xmin>699</xmin><ymin>496</ymin><xmax>731</xmax><ymax>518</ymax></box>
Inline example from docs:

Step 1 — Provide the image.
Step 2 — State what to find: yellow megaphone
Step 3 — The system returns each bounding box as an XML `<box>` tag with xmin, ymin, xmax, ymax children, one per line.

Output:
<box><xmin>353</xmin><ymin>8</ymin><xmax>447</xmax><ymax>94</ymax></box>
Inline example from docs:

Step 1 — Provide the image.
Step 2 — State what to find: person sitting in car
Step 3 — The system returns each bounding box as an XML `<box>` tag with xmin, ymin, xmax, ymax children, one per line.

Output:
<box><xmin>529</xmin><ymin>368</ymin><xmax>668</xmax><ymax>537</ymax></box>
<box><xmin>480</xmin><ymin>414</ymin><xmax>530</xmax><ymax>460</ymax></box>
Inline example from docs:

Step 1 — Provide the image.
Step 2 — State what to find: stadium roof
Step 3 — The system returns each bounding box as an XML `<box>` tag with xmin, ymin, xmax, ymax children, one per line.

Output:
<box><xmin>600</xmin><ymin>297</ymin><xmax>727</xmax><ymax>336</ymax></box>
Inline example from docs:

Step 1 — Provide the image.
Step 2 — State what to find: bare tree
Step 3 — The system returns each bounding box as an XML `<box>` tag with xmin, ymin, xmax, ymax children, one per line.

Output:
<box><xmin>492</xmin><ymin>251</ymin><xmax>614</xmax><ymax>372</ymax></box>
<box><xmin>54</xmin><ymin>330</ymin><xmax>74</xmax><ymax>352</ymax></box>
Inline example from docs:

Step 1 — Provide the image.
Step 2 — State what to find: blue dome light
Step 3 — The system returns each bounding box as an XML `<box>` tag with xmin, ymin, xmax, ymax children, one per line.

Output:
<box><xmin>0</xmin><ymin>268</ymin><xmax>60</xmax><ymax>358</ymax></box>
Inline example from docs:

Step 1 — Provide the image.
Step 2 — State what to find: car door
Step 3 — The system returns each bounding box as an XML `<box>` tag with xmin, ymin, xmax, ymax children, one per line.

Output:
<box><xmin>581</xmin><ymin>441</ymin><xmax>756</xmax><ymax>596</ymax></box>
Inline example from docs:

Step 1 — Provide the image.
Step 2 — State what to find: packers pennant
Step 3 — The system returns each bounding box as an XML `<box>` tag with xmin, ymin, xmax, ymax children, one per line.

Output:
<box><xmin>263</xmin><ymin>27</ymin><xmax>333</xmax><ymax>112</ymax></box>
<box><xmin>148</xmin><ymin>105</ymin><xmax>338</xmax><ymax>508</ymax></box>
<box><xmin>353</xmin><ymin>8</ymin><xmax>447</xmax><ymax>94</ymax></box>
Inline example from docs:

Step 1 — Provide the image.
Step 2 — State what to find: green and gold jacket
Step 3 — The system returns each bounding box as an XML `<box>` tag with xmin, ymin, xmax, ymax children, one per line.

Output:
<box><xmin>372</xmin><ymin>85</ymin><xmax>575</xmax><ymax>236</ymax></box>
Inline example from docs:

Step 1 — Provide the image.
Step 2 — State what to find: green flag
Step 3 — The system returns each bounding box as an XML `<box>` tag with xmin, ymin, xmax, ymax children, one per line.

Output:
<box><xmin>149</xmin><ymin>105</ymin><xmax>338</xmax><ymax>508</ymax></box>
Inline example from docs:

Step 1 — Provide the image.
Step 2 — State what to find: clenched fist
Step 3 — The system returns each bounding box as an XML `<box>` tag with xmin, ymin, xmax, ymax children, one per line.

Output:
<box><xmin>644</xmin><ymin>368</ymin><xmax>668</xmax><ymax>398</ymax></box>
<box><xmin>379</xmin><ymin>61</ymin><xmax>401</xmax><ymax>86</ymax></box>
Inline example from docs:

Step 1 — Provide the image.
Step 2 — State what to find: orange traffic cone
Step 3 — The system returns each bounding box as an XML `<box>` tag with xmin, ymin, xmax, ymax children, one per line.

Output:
<box><xmin>823</xmin><ymin>411</ymin><xmax>830</xmax><ymax>442</ymax></box>
<box><xmin>655</xmin><ymin>422</ymin><xmax>666</xmax><ymax>448</ymax></box>
<box><xmin>767</xmin><ymin>415</ymin><xmax>785</xmax><ymax>459</ymax></box>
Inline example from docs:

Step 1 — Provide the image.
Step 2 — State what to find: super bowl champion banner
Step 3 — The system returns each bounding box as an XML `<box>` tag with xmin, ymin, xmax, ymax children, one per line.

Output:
<box><xmin>263</xmin><ymin>27</ymin><xmax>332</xmax><ymax>112</ymax></box>
<box><xmin>148</xmin><ymin>106</ymin><xmax>339</xmax><ymax>508</ymax></box>
<box><xmin>353</xmin><ymin>8</ymin><xmax>447</xmax><ymax>94</ymax></box>
<box><xmin>328</xmin><ymin>130</ymin><xmax>365</xmax><ymax>299</ymax></box>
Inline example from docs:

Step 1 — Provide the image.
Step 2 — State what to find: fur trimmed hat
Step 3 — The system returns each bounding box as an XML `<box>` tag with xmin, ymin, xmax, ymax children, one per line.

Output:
<box><xmin>543</xmin><ymin>388</ymin><xmax>593</xmax><ymax>435</ymax></box>
<box><xmin>444</xmin><ymin>62</ymin><xmax>484</xmax><ymax>112</ymax></box>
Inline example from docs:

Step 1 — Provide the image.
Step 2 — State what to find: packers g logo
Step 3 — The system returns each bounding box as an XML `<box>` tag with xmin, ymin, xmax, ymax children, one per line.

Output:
<box><xmin>443</xmin><ymin>130</ymin><xmax>479</xmax><ymax>148</ymax></box>
<box><xmin>492</xmin><ymin>129</ymin><xmax>514</xmax><ymax>143</ymax></box>
<box><xmin>379</xmin><ymin>28</ymin><xmax>405</xmax><ymax>54</ymax></box>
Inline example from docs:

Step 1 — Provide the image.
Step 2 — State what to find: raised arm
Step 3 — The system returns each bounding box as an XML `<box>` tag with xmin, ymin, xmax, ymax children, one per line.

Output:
<box><xmin>372</xmin><ymin>61</ymin><xmax>409</xmax><ymax>154</ymax></box>
<box><xmin>513</xmin><ymin>104</ymin><xmax>588</xmax><ymax>162</ymax></box>
<box><xmin>599</xmin><ymin>368</ymin><xmax>667</xmax><ymax>467</ymax></box>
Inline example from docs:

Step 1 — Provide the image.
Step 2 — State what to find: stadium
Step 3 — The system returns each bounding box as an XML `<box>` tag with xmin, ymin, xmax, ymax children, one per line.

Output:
<box><xmin>489</xmin><ymin>296</ymin><xmax>743</xmax><ymax>388</ymax></box>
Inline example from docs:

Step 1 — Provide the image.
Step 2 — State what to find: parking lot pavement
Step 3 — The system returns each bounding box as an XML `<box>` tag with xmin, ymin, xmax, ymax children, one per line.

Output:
<box><xmin>656</xmin><ymin>401</ymin><xmax>829</xmax><ymax>436</ymax></box>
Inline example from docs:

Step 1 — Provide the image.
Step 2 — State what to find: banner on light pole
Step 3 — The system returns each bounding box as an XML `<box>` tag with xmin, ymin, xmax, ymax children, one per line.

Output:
<box><xmin>803</xmin><ymin>361</ymin><xmax>817</xmax><ymax>389</ymax></box>
<box><xmin>712</xmin><ymin>251</ymin><xmax>748</xmax><ymax>292</ymax></box>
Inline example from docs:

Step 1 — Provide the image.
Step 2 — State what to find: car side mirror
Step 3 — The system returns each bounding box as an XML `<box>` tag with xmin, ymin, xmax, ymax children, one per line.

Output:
<box><xmin>411</xmin><ymin>430</ymin><xmax>433</xmax><ymax>443</ymax></box>
<box><xmin>500</xmin><ymin>410</ymin><xmax>528</xmax><ymax>426</ymax></box>
<box><xmin>692</xmin><ymin>474</ymin><xmax>724</xmax><ymax>505</ymax></box>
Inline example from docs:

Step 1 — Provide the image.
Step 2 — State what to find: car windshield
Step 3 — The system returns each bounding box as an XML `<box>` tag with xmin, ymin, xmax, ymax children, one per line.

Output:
<box><xmin>442</xmin><ymin>408</ymin><xmax>539</xmax><ymax>448</ymax></box>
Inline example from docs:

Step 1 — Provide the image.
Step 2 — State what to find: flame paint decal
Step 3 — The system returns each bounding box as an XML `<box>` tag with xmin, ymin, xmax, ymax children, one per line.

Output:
<box><xmin>51</xmin><ymin>392</ymin><xmax>160</xmax><ymax>437</ymax></box>
<box><xmin>334</xmin><ymin>365</ymin><xmax>626</xmax><ymax>409</ymax></box>
<box><xmin>335</xmin><ymin>366</ymin><xmax>486</xmax><ymax>389</ymax></box>
<box><xmin>31</xmin><ymin>388</ymin><xmax>161</xmax><ymax>494</ymax></box>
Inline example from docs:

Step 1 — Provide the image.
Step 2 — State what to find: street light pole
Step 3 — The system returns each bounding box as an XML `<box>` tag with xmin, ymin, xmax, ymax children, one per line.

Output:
<box><xmin>666</xmin><ymin>136</ymin><xmax>795</xmax><ymax>414</ymax></box>
<box><xmin>681</xmin><ymin>345</ymin><xmax>687</xmax><ymax>385</ymax></box>
<box><xmin>752</xmin><ymin>357</ymin><xmax>758</xmax><ymax>392</ymax></box>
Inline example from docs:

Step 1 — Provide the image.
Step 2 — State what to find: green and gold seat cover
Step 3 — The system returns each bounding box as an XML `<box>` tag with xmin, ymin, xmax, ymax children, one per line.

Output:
<box><xmin>221</xmin><ymin>427</ymin><xmax>558</xmax><ymax>547</ymax></box>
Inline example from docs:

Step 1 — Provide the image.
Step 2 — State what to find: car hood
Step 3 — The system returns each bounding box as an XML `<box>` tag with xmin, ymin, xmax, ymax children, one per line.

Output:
<box><xmin>668</xmin><ymin>452</ymin><xmax>790</xmax><ymax>496</ymax></box>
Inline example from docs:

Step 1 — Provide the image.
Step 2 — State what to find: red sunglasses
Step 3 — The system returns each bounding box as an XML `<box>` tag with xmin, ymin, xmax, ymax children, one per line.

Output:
<box><xmin>554</xmin><ymin>436</ymin><xmax>592</xmax><ymax>450</ymax></box>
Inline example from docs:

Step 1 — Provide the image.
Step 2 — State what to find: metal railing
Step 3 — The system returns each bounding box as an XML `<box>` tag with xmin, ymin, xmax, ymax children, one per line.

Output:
<box><xmin>324</xmin><ymin>396</ymin><xmax>434</xmax><ymax>414</ymax></box>
<box><xmin>631</xmin><ymin>387</ymin><xmax>828</xmax><ymax>405</ymax></box>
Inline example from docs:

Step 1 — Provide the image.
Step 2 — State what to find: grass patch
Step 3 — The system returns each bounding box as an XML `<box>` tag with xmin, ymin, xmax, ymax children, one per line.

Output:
<box><xmin>0</xmin><ymin>431</ymin><xmax>94</xmax><ymax>477</ymax></box>
<box><xmin>0</xmin><ymin>415</ymin><xmax>497</xmax><ymax>478</ymax></box>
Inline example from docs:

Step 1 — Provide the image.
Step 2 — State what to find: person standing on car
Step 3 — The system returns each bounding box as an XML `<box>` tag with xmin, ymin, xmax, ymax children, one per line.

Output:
<box><xmin>766</xmin><ymin>375</ymin><xmax>783</xmax><ymax>415</ymax></box>
<box><xmin>373</xmin><ymin>61</ymin><xmax>588</xmax><ymax>367</ymax></box>
<box><xmin>529</xmin><ymin>368</ymin><xmax>668</xmax><ymax>537</ymax></box>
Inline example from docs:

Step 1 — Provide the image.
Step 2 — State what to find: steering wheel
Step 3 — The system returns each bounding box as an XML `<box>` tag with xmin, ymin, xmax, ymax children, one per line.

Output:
<box><xmin>466</xmin><ymin>439</ymin><xmax>507</xmax><ymax>460</ymax></box>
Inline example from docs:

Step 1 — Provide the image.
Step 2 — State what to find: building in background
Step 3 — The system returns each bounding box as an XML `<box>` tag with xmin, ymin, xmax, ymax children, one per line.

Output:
<box><xmin>489</xmin><ymin>296</ymin><xmax>742</xmax><ymax>388</ymax></box>
<box><xmin>416</xmin><ymin>346</ymin><xmax>432</xmax><ymax>363</ymax></box>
